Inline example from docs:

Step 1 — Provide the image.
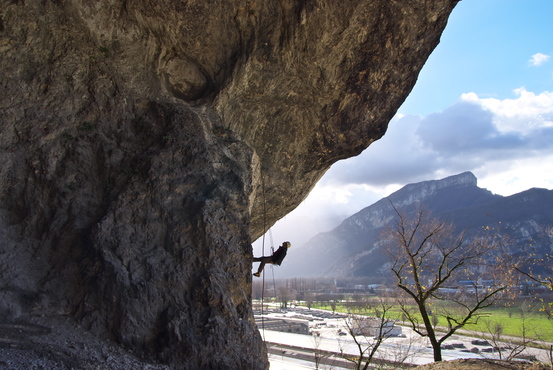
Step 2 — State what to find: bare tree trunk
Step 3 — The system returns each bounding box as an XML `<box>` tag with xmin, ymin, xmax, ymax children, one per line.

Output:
<box><xmin>419</xmin><ymin>303</ymin><xmax>442</xmax><ymax>361</ymax></box>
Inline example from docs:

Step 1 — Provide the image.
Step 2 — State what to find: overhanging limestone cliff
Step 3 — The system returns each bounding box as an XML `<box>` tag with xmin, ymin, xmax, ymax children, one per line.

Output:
<box><xmin>0</xmin><ymin>0</ymin><xmax>458</xmax><ymax>368</ymax></box>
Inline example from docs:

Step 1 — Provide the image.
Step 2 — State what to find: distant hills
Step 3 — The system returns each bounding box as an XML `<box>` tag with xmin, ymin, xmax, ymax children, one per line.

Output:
<box><xmin>280</xmin><ymin>172</ymin><xmax>553</xmax><ymax>279</ymax></box>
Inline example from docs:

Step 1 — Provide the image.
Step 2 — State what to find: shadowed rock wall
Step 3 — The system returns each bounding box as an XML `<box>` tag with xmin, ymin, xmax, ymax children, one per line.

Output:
<box><xmin>0</xmin><ymin>0</ymin><xmax>458</xmax><ymax>368</ymax></box>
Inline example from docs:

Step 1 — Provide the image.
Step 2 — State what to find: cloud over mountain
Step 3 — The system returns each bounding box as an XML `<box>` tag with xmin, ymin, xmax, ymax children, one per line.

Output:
<box><xmin>319</xmin><ymin>89</ymin><xmax>553</xmax><ymax>192</ymax></box>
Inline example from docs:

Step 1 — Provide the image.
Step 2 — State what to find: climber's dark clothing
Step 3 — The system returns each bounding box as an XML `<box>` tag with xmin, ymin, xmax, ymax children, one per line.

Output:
<box><xmin>270</xmin><ymin>245</ymin><xmax>287</xmax><ymax>266</ymax></box>
<box><xmin>253</xmin><ymin>242</ymin><xmax>290</xmax><ymax>277</ymax></box>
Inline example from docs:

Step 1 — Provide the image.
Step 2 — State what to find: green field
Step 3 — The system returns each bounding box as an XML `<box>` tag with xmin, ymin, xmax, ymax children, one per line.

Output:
<box><xmin>302</xmin><ymin>299</ymin><xmax>553</xmax><ymax>343</ymax></box>
<box><xmin>460</xmin><ymin>305</ymin><xmax>553</xmax><ymax>341</ymax></box>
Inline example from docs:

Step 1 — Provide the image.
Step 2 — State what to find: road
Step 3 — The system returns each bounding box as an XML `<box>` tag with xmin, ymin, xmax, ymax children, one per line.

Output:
<box><xmin>257</xmin><ymin>306</ymin><xmax>552</xmax><ymax>369</ymax></box>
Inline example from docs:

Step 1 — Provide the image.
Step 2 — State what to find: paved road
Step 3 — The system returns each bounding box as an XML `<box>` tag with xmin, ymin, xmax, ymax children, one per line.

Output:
<box><xmin>267</xmin><ymin>343</ymin><xmax>353</xmax><ymax>370</ymax></box>
<box><xmin>258</xmin><ymin>306</ymin><xmax>553</xmax><ymax>368</ymax></box>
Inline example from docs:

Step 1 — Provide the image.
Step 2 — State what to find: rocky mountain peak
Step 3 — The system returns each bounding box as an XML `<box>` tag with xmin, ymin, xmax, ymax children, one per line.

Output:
<box><xmin>424</xmin><ymin>171</ymin><xmax>478</xmax><ymax>189</ymax></box>
<box><xmin>281</xmin><ymin>172</ymin><xmax>551</xmax><ymax>279</ymax></box>
<box><xmin>337</xmin><ymin>172</ymin><xmax>480</xmax><ymax>232</ymax></box>
<box><xmin>390</xmin><ymin>171</ymin><xmax>478</xmax><ymax>208</ymax></box>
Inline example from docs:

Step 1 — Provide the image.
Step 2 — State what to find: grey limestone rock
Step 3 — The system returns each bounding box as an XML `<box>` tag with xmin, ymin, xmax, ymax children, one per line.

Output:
<box><xmin>0</xmin><ymin>0</ymin><xmax>458</xmax><ymax>368</ymax></box>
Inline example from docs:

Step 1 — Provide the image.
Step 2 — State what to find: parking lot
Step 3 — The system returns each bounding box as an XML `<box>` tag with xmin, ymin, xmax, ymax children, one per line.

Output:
<box><xmin>255</xmin><ymin>305</ymin><xmax>551</xmax><ymax>369</ymax></box>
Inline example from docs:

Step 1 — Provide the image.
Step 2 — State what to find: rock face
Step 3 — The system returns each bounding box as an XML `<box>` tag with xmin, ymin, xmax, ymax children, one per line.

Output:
<box><xmin>0</xmin><ymin>0</ymin><xmax>458</xmax><ymax>368</ymax></box>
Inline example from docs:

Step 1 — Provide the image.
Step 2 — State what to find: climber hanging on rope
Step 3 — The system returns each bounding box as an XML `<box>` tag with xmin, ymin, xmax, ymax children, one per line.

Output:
<box><xmin>253</xmin><ymin>241</ymin><xmax>291</xmax><ymax>277</ymax></box>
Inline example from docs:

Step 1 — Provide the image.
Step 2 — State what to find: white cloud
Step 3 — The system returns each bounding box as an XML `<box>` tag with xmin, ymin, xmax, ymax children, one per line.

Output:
<box><xmin>261</xmin><ymin>89</ymin><xmax>553</xmax><ymax>248</ymax></box>
<box><xmin>529</xmin><ymin>53</ymin><xmax>550</xmax><ymax>66</ymax></box>
<box><xmin>478</xmin><ymin>155</ymin><xmax>553</xmax><ymax>196</ymax></box>
<box><xmin>460</xmin><ymin>89</ymin><xmax>553</xmax><ymax>123</ymax></box>
<box><xmin>475</xmin><ymin>88</ymin><xmax>553</xmax><ymax>133</ymax></box>
<box><xmin>304</xmin><ymin>88</ymin><xmax>553</xmax><ymax>211</ymax></box>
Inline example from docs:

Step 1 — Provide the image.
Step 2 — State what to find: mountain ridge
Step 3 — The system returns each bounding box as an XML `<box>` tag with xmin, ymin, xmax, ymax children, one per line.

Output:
<box><xmin>281</xmin><ymin>172</ymin><xmax>552</xmax><ymax>278</ymax></box>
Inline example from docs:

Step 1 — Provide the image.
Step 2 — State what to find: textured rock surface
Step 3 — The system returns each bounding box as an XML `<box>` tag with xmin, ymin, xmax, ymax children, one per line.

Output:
<box><xmin>0</xmin><ymin>0</ymin><xmax>458</xmax><ymax>368</ymax></box>
<box><xmin>0</xmin><ymin>315</ymin><xmax>170</xmax><ymax>369</ymax></box>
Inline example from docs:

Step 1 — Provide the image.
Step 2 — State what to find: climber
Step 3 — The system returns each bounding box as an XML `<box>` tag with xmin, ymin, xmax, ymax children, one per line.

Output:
<box><xmin>253</xmin><ymin>241</ymin><xmax>291</xmax><ymax>277</ymax></box>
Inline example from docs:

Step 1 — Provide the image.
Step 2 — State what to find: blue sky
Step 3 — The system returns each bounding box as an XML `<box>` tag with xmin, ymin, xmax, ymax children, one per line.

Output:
<box><xmin>403</xmin><ymin>0</ymin><xmax>553</xmax><ymax>115</ymax></box>
<box><xmin>254</xmin><ymin>0</ymin><xmax>553</xmax><ymax>255</ymax></box>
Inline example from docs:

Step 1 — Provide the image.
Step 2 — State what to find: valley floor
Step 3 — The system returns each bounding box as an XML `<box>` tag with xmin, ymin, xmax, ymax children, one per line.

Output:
<box><xmin>256</xmin><ymin>305</ymin><xmax>552</xmax><ymax>369</ymax></box>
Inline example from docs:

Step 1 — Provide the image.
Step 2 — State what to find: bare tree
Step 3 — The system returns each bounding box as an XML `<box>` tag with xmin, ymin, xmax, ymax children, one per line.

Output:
<box><xmin>311</xmin><ymin>331</ymin><xmax>332</xmax><ymax>370</ymax></box>
<box><xmin>482</xmin><ymin>301</ymin><xmax>536</xmax><ymax>361</ymax></box>
<box><xmin>384</xmin><ymin>203</ymin><xmax>510</xmax><ymax>362</ymax></box>
<box><xmin>340</xmin><ymin>298</ymin><xmax>399</xmax><ymax>370</ymax></box>
<box><xmin>305</xmin><ymin>292</ymin><xmax>314</xmax><ymax>310</ymax></box>
<box><xmin>510</xmin><ymin>225</ymin><xmax>553</xmax><ymax>368</ymax></box>
<box><xmin>383</xmin><ymin>331</ymin><xmax>424</xmax><ymax>369</ymax></box>
<box><xmin>277</xmin><ymin>283</ymin><xmax>296</xmax><ymax>309</ymax></box>
<box><xmin>347</xmin><ymin>294</ymin><xmax>371</xmax><ymax>314</ymax></box>
<box><xmin>512</xmin><ymin>224</ymin><xmax>553</xmax><ymax>314</ymax></box>
<box><xmin>329</xmin><ymin>299</ymin><xmax>337</xmax><ymax>313</ymax></box>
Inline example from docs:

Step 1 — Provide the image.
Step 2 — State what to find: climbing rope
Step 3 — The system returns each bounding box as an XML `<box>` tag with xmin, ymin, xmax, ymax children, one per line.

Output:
<box><xmin>259</xmin><ymin>173</ymin><xmax>267</xmax><ymax>341</ymax></box>
<box><xmin>269</xmin><ymin>230</ymin><xmax>277</xmax><ymax>302</ymax></box>
<box><xmin>258</xmin><ymin>174</ymin><xmax>280</xmax><ymax>340</ymax></box>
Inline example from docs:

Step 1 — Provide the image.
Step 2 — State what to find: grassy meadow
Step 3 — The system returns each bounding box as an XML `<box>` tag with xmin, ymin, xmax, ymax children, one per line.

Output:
<box><xmin>302</xmin><ymin>298</ymin><xmax>553</xmax><ymax>343</ymax></box>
